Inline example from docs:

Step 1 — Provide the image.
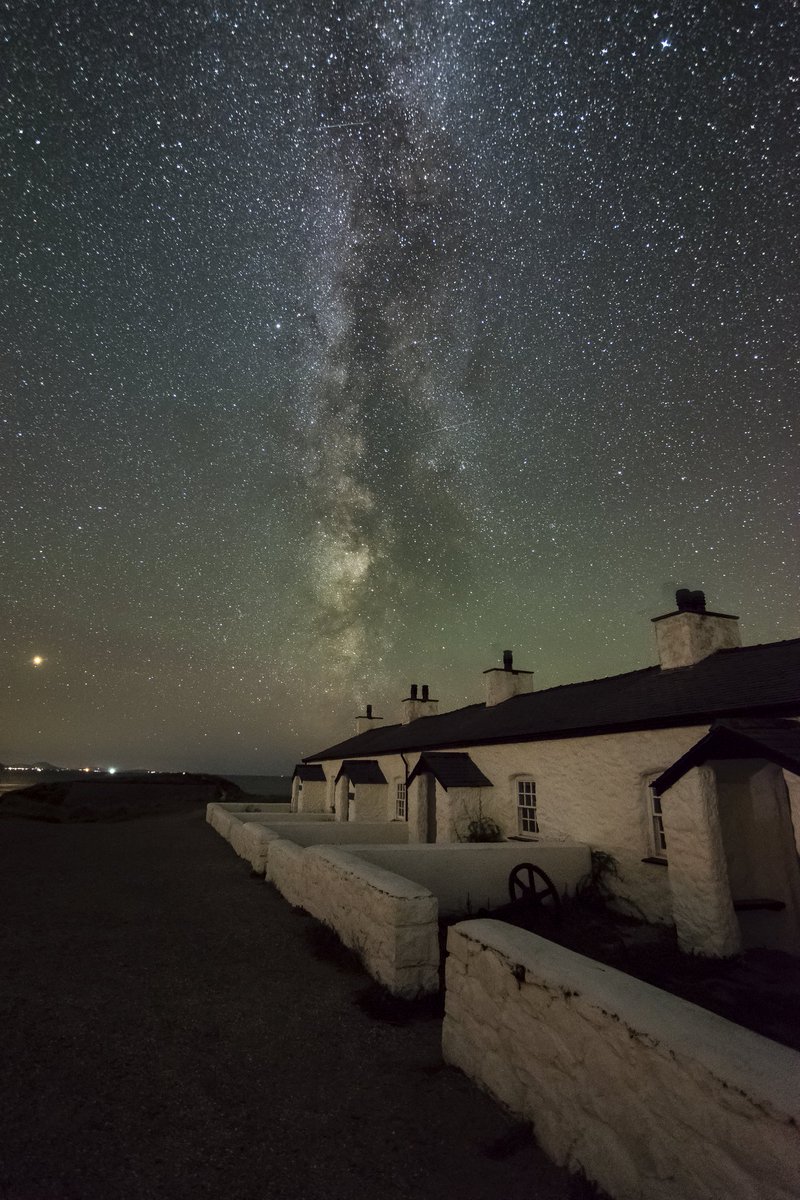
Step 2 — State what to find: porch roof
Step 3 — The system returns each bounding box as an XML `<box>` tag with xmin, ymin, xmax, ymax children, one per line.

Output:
<box><xmin>335</xmin><ymin>759</ymin><xmax>387</xmax><ymax>785</ymax></box>
<box><xmin>292</xmin><ymin>763</ymin><xmax>326</xmax><ymax>782</ymax></box>
<box><xmin>651</xmin><ymin>719</ymin><xmax>800</xmax><ymax>796</ymax></box>
<box><xmin>407</xmin><ymin>752</ymin><xmax>493</xmax><ymax>790</ymax></box>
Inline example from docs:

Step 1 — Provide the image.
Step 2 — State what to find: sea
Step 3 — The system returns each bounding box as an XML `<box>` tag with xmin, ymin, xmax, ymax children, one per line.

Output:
<box><xmin>0</xmin><ymin>771</ymin><xmax>291</xmax><ymax>799</ymax></box>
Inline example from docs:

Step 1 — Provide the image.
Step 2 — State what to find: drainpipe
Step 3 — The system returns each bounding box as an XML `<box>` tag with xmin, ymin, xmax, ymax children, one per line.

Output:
<box><xmin>400</xmin><ymin>752</ymin><xmax>410</xmax><ymax>822</ymax></box>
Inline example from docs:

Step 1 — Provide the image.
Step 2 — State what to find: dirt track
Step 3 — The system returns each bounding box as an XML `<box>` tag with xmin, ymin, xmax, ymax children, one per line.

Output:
<box><xmin>0</xmin><ymin>807</ymin><xmax>577</xmax><ymax>1200</ymax></box>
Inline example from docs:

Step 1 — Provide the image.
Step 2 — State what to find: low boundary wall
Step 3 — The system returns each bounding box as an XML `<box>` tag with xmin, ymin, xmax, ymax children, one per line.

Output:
<box><xmin>443</xmin><ymin>920</ymin><xmax>800</xmax><ymax>1200</ymax></box>
<box><xmin>268</xmin><ymin>843</ymin><xmax>439</xmax><ymax>997</ymax></box>
<box><xmin>206</xmin><ymin>804</ymin><xmax>331</xmax><ymax>848</ymax></box>
<box><xmin>350</xmin><ymin>842</ymin><xmax>590</xmax><ymax>916</ymax></box>
<box><xmin>271</xmin><ymin>822</ymin><xmax>409</xmax><ymax>848</ymax></box>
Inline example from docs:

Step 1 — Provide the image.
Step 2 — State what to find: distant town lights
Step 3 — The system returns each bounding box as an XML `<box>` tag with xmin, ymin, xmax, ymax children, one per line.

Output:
<box><xmin>108</xmin><ymin>767</ymin><xmax>117</xmax><ymax>775</ymax></box>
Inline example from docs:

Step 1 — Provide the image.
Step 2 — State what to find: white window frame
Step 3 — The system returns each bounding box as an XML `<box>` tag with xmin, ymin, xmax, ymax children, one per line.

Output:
<box><xmin>395</xmin><ymin>780</ymin><xmax>407</xmax><ymax>820</ymax></box>
<box><xmin>515</xmin><ymin>777</ymin><xmax>539</xmax><ymax>836</ymax></box>
<box><xmin>645</xmin><ymin>775</ymin><xmax>668</xmax><ymax>859</ymax></box>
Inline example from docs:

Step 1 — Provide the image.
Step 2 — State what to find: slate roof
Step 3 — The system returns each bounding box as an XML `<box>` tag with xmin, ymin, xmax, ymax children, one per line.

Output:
<box><xmin>305</xmin><ymin>638</ymin><xmax>800</xmax><ymax>763</ymax></box>
<box><xmin>292</xmin><ymin>763</ymin><xmax>326</xmax><ymax>782</ymax></box>
<box><xmin>407</xmin><ymin>753</ymin><xmax>493</xmax><ymax>790</ymax></box>
<box><xmin>334</xmin><ymin>759</ymin><xmax>387</xmax><ymax>785</ymax></box>
<box><xmin>652</xmin><ymin>719</ymin><xmax>800</xmax><ymax>795</ymax></box>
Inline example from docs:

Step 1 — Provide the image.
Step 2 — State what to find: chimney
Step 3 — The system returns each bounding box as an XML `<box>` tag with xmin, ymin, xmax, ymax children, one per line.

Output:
<box><xmin>354</xmin><ymin>702</ymin><xmax>384</xmax><ymax>735</ymax></box>
<box><xmin>483</xmin><ymin>650</ymin><xmax>534</xmax><ymax>706</ymax></box>
<box><xmin>401</xmin><ymin>682</ymin><xmax>439</xmax><ymax>724</ymax></box>
<box><xmin>652</xmin><ymin>589</ymin><xmax>741</xmax><ymax>669</ymax></box>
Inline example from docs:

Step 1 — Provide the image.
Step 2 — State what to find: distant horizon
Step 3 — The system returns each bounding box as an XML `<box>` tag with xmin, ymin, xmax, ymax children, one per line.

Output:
<box><xmin>0</xmin><ymin>763</ymin><xmax>292</xmax><ymax>779</ymax></box>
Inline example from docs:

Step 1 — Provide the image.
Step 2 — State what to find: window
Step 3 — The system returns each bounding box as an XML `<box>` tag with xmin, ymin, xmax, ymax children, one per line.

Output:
<box><xmin>516</xmin><ymin>778</ymin><xmax>538</xmax><ymax>835</ymax></box>
<box><xmin>649</xmin><ymin>786</ymin><xmax>667</xmax><ymax>858</ymax></box>
<box><xmin>396</xmin><ymin>781</ymin><xmax>407</xmax><ymax>819</ymax></box>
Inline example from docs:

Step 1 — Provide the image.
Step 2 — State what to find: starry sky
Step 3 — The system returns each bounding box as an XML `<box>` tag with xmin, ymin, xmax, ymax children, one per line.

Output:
<box><xmin>2</xmin><ymin>0</ymin><xmax>798</xmax><ymax>772</ymax></box>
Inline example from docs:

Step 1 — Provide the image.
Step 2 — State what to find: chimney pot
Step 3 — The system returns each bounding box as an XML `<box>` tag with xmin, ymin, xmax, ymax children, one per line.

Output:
<box><xmin>421</xmin><ymin>684</ymin><xmax>429</xmax><ymax>701</ymax></box>
<box><xmin>410</xmin><ymin>683</ymin><xmax>418</xmax><ymax>700</ymax></box>
<box><xmin>676</xmin><ymin>587</ymin><xmax>707</xmax><ymax>614</ymax></box>
<box><xmin>503</xmin><ymin>649</ymin><xmax>513</xmax><ymax>671</ymax></box>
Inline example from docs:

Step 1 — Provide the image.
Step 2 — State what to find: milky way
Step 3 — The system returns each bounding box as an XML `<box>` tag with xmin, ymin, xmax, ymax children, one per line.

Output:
<box><xmin>2</xmin><ymin>1</ymin><xmax>798</xmax><ymax>770</ymax></box>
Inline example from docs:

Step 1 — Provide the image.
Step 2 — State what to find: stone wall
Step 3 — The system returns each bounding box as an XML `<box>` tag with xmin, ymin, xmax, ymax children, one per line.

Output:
<box><xmin>351</xmin><ymin>842</ymin><xmax>590</xmax><ymax>917</ymax></box>
<box><xmin>314</xmin><ymin>726</ymin><xmax>715</xmax><ymax>923</ymax></box>
<box><xmin>265</xmin><ymin>838</ymin><xmax>308</xmax><ymax>909</ymax></box>
<box><xmin>237</xmin><ymin>822</ymin><xmax>284</xmax><ymax>873</ymax></box>
<box><xmin>443</xmin><ymin>920</ymin><xmax>800</xmax><ymax>1200</ymax></box>
<box><xmin>267</xmin><ymin>844</ymin><xmax>440</xmax><ymax>996</ymax></box>
<box><xmin>274</xmin><ymin>822</ymin><xmax>409</xmax><ymax>848</ymax></box>
<box><xmin>206</xmin><ymin>802</ymin><xmax>291</xmax><ymax>839</ymax></box>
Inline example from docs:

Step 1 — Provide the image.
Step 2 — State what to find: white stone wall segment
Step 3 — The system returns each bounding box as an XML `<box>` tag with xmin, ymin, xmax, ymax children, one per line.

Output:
<box><xmin>268</xmin><ymin>844</ymin><xmax>439</xmax><ymax>997</ymax></box>
<box><xmin>317</xmin><ymin>728</ymin><xmax>708</xmax><ymax>922</ymax></box>
<box><xmin>270</xmin><ymin>822</ymin><xmax>409</xmax><ymax>847</ymax></box>
<box><xmin>483</xmin><ymin>666</ymin><xmax>534</xmax><ymax>706</ymax></box>
<box><xmin>443</xmin><ymin>920</ymin><xmax>800</xmax><ymax>1200</ymax></box>
<box><xmin>237</xmin><ymin>822</ymin><xmax>285</xmax><ymax>873</ymax></box>
<box><xmin>653</xmin><ymin>609</ymin><xmax>741</xmax><ymax>668</ymax></box>
<box><xmin>295</xmin><ymin>777</ymin><xmax>328</xmax><ymax>813</ymax></box>
<box><xmin>661</xmin><ymin>765</ymin><xmax>742</xmax><ymax>956</ymax></box>
<box><xmin>350</xmin><ymin>842</ymin><xmax>591</xmax><ymax>917</ymax></box>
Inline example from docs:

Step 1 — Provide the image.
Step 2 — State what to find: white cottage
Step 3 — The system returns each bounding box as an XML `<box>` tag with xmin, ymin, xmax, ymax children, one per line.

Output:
<box><xmin>296</xmin><ymin>590</ymin><xmax>800</xmax><ymax>958</ymax></box>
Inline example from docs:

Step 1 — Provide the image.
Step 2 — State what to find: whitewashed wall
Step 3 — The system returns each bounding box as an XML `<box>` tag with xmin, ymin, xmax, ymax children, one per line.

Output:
<box><xmin>206</xmin><ymin>801</ymin><xmax>291</xmax><ymax>839</ymax></box>
<box><xmin>206</xmin><ymin>806</ymin><xmax>335</xmax><ymax>864</ymax></box>
<box><xmin>265</xmin><ymin>838</ymin><xmax>307</xmax><ymax>908</ymax></box>
<box><xmin>351</xmin><ymin>782</ymin><xmax>388</xmax><ymax>822</ymax></box>
<box><xmin>207</xmin><ymin>801</ymin><xmax>291</xmax><ymax>817</ymax></box>
<box><xmin>267</xmin><ymin>844</ymin><xmax>440</xmax><ymax>996</ymax></box>
<box><xmin>443</xmin><ymin>920</ymin><xmax>800</xmax><ymax>1200</ymax></box>
<box><xmin>237</xmin><ymin>822</ymin><xmax>283</xmax><ymax>872</ymax></box>
<box><xmin>295</xmin><ymin>778</ymin><xmax>328</xmax><ymax>813</ymax></box>
<box><xmin>272</xmin><ymin>822</ymin><xmax>408</xmax><ymax>847</ymax></box>
<box><xmin>351</xmin><ymin>842</ymin><xmax>590</xmax><ymax>917</ymax></box>
<box><xmin>318</xmin><ymin>727</ymin><xmax>709</xmax><ymax>922</ymax></box>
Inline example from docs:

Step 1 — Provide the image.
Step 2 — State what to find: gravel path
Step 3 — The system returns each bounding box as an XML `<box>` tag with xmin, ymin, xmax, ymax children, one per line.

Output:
<box><xmin>0</xmin><ymin>808</ymin><xmax>577</xmax><ymax>1200</ymax></box>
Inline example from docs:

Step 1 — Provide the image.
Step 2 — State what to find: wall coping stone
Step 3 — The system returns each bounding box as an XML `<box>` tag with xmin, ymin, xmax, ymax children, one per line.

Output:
<box><xmin>452</xmin><ymin>919</ymin><xmax>800</xmax><ymax>1118</ymax></box>
<box><xmin>308</xmin><ymin>846</ymin><xmax>437</xmax><ymax>902</ymax></box>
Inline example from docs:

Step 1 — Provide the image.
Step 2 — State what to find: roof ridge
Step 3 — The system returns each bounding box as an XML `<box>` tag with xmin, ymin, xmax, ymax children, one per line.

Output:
<box><xmin>303</xmin><ymin>634</ymin><xmax>800</xmax><ymax>762</ymax></box>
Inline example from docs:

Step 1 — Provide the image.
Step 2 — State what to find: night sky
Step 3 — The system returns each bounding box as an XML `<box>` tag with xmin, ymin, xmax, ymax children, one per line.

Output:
<box><xmin>2</xmin><ymin>1</ymin><xmax>798</xmax><ymax>772</ymax></box>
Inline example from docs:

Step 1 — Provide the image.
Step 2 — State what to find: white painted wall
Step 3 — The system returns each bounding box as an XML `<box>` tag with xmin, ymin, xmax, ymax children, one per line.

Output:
<box><xmin>295</xmin><ymin>777</ymin><xmax>328</xmax><ymax>813</ymax></box>
<box><xmin>443</xmin><ymin>920</ymin><xmax>800</xmax><ymax>1200</ymax></box>
<box><xmin>207</xmin><ymin>801</ymin><xmax>292</xmax><ymax>815</ymax></box>
<box><xmin>237</xmin><ymin>822</ymin><xmax>284</xmax><ymax>872</ymax></box>
<box><xmin>351</xmin><ymin>842</ymin><xmax>590</xmax><ymax>916</ymax></box>
<box><xmin>319</xmin><ymin>727</ymin><xmax>711</xmax><ymax>922</ymax></box>
<box><xmin>660</xmin><ymin>764</ymin><xmax>742</xmax><ymax>957</ymax></box>
<box><xmin>483</xmin><ymin>667</ymin><xmax>534</xmax><ymax>706</ymax></box>
<box><xmin>269</xmin><ymin>822</ymin><xmax>408</xmax><ymax>847</ymax></box>
<box><xmin>267</xmin><ymin>843</ymin><xmax>440</xmax><ymax>996</ymax></box>
<box><xmin>653</xmin><ymin>609</ymin><xmax>741</xmax><ymax>668</ymax></box>
<box><xmin>350</xmin><ymin>782</ymin><xmax>387</xmax><ymax>822</ymax></box>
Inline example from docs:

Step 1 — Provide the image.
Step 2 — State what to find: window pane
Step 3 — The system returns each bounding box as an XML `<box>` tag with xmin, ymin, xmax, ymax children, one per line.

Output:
<box><xmin>516</xmin><ymin>779</ymin><xmax>538</xmax><ymax>834</ymax></box>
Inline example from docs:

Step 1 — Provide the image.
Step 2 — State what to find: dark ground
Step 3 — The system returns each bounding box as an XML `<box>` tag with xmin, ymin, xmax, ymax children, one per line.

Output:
<box><xmin>0</xmin><ymin>807</ymin><xmax>580</xmax><ymax>1200</ymax></box>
